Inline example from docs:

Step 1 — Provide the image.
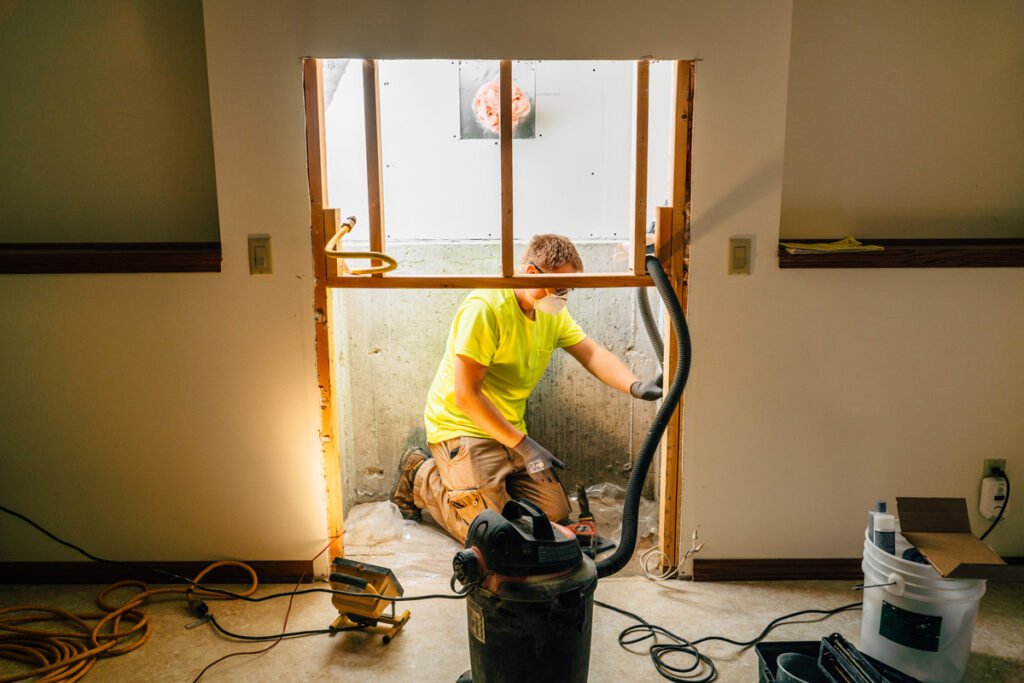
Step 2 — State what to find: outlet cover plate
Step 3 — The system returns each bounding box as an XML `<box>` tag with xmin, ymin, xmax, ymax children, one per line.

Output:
<box><xmin>982</xmin><ymin>459</ymin><xmax>1006</xmax><ymax>479</ymax></box>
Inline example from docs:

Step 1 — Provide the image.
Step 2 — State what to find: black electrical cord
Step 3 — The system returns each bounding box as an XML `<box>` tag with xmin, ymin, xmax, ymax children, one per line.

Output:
<box><xmin>979</xmin><ymin>469</ymin><xmax>1010</xmax><ymax>541</ymax></box>
<box><xmin>0</xmin><ymin>503</ymin><xmax>472</xmax><ymax>604</ymax></box>
<box><xmin>597</xmin><ymin>600</ymin><xmax>716</xmax><ymax>682</ymax></box>
<box><xmin>207</xmin><ymin>614</ymin><xmax>360</xmax><ymax>641</ymax></box>
<box><xmin>595</xmin><ymin>599</ymin><xmax>863</xmax><ymax>682</ymax></box>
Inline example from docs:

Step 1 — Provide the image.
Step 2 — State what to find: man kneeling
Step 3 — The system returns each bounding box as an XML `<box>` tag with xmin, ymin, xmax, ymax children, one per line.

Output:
<box><xmin>391</xmin><ymin>234</ymin><xmax>662</xmax><ymax>542</ymax></box>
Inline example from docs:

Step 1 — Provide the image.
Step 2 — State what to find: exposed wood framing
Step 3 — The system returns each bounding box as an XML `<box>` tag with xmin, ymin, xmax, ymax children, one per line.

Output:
<box><xmin>656</xmin><ymin>60</ymin><xmax>694</xmax><ymax>573</ymax></box>
<box><xmin>326</xmin><ymin>273</ymin><xmax>655</xmax><ymax>289</ymax></box>
<box><xmin>305</xmin><ymin>59</ymin><xmax>696</xmax><ymax>572</ymax></box>
<box><xmin>499</xmin><ymin>60</ymin><xmax>515</xmax><ymax>276</ymax></box>
<box><xmin>303</xmin><ymin>58</ymin><xmax>344</xmax><ymax>561</ymax></box>
<box><xmin>630</xmin><ymin>60</ymin><xmax>651</xmax><ymax>275</ymax></box>
<box><xmin>363</xmin><ymin>59</ymin><xmax>386</xmax><ymax>275</ymax></box>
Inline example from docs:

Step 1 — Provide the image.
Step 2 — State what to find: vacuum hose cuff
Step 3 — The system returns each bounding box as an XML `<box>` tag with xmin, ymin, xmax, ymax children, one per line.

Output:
<box><xmin>595</xmin><ymin>254</ymin><xmax>691</xmax><ymax>579</ymax></box>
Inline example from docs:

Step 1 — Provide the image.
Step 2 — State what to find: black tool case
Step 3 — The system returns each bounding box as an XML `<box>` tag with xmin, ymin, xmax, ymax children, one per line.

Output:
<box><xmin>755</xmin><ymin>636</ymin><xmax>920</xmax><ymax>683</ymax></box>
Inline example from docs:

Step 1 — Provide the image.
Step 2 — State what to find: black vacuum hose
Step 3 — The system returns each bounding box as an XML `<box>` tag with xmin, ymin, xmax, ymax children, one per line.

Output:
<box><xmin>635</xmin><ymin>287</ymin><xmax>664</xmax><ymax>365</ymax></box>
<box><xmin>596</xmin><ymin>254</ymin><xmax>691</xmax><ymax>579</ymax></box>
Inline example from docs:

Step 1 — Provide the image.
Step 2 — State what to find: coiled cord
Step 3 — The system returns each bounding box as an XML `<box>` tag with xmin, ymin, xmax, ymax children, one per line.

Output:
<box><xmin>596</xmin><ymin>599</ymin><xmax>862</xmax><ymax>682</ymax></box>
<box><xmin>0</xmin><ymin>561</ymin><xmax>258</xmax><ymax>683</ymax></box>
<box><xmin>0</xmin><ymin>503</ymin><xmax>474</xmax><ymax>682</ymax></box>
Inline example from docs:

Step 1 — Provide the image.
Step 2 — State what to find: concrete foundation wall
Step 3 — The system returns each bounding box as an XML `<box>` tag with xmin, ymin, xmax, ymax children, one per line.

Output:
<box><xmin>333</xmin><ymin>242</ymin><xmax>661</xmax><ymax>508</ymax></box>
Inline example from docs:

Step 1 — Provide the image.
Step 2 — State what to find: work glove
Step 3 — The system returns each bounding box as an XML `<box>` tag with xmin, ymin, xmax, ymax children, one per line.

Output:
<box><xmin>630</xmin><ymin>372</ymin><xmax>663</xmax><ymax>401</ymax></box>
<box><xmin>514</xmin><ymin>436</ymin><xmax>566</xmax><ymax>482</ymax></box>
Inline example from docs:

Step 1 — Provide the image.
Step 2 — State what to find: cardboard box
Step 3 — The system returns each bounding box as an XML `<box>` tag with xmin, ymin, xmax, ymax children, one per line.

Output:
<box><xmin>896</xmin><ymin>497</ymin><xmax>1024</xmax><ymax>581</ymax></box>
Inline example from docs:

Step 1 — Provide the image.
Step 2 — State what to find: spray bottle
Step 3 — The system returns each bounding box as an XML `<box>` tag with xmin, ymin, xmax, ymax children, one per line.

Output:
<box><xmin>867</xmin><ymin>500</ymin><xmax>886</xmax><ymax>541</ymax></box>
<box><xmin>873</xmin><ymin>511</ymin><xmax>896</xmax><ymax>555</ymax></box>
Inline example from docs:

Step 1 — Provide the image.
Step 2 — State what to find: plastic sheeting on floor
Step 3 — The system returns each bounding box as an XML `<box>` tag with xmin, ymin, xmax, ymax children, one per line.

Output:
<box><xmin>344</xmin><ymin>501</ymin><xmax>462</xmax><ymax>579</ymax></box>
<box><xmin>343</xmin><ymin>483</ymin><xmax>658</xmax><ymax>581</ymax></box>
<box><xmin>568</xmin><ymin>483</ymin><xmax>659</xmax><ymax>544</ymax></box>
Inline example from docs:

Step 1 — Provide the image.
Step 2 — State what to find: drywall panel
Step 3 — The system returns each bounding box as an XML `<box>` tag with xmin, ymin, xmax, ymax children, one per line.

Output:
<box><xmin>781</xmin><ymin>0</ymin><xmax>1024</xmax><ymax>238</ymax></box>
<box><xmin>682</xmin><ymin>265</ymin><xmax>1024</xmax><ymax>558</ymax></box>
<box><xmin>0</xmin><ymin>1</ymin><xmax>220</xmax><ymax>243</ymax></box>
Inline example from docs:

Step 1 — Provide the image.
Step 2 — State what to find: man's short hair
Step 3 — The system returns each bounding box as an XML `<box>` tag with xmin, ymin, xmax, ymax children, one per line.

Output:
<box><xmin>521</xmin><ymin>234</ymin><xmax>584</xmax><ymax>273</ymax></box>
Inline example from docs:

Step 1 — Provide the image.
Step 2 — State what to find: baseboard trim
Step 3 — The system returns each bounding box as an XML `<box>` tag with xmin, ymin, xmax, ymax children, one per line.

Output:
<box><xmin>692</xmin><ymin>557</ymin><xmax>1024</xmax><ymax>581</ymax></box>
<box><xmin>692</xmin><ymin>558</ymin><xmax>863</xmax><ymax>582</ymax></box>
<box><xmin>0</xmin><ymin>560</ymin><xmax>314</xmax><ymax>585</ymax></box>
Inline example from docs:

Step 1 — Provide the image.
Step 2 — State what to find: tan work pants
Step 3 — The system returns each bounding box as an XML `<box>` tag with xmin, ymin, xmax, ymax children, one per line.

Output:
<box><xmin>413</xmin><ymin>436</ymin><xmax>571</xmax><ymax>543</ymax></box>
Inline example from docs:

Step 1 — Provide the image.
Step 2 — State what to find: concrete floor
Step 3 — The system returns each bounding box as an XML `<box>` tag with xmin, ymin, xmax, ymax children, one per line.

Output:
<box><xmin>1</xmin><ymin>576</ymin><xmax>1021</xmax><ymax>682</ymax></box>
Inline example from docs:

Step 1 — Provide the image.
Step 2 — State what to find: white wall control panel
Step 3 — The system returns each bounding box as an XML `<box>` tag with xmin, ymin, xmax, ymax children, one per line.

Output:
<box><xmin>729</xmin><ymin>238</ymin><xmax>752</xmax><ymax>275</ymax></box>
<box><xmin>248</xmin><ymin>235</ymin><xmax>272</xmax><ymax>274</ymax></box>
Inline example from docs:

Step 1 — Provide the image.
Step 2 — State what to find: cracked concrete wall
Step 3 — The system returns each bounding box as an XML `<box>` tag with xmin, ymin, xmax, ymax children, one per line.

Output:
<box><xmin>332</xmin><ymin>241</ymin><xmax>662</xmax><ymax>509</ymax></box>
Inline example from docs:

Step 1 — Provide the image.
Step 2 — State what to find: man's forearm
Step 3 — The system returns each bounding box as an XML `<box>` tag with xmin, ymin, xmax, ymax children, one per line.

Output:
<box><xmin>581</xmin><ymin>345</ymin><xmax>637</xmax><ymax>394</ymax></box>
<box><xmin>456</xmin><ymin>390</ymin><xmax>524</xmax><ymax>448</ymax></box>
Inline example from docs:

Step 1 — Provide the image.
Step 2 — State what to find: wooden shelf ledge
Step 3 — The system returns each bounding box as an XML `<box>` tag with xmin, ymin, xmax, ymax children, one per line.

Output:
<box><xmin>778</xmin><ymin>238</ymin><xmax>1024</xmax><ymax>268</ymax></box>
<box><xmin>0</xmin><ymin>242</ymin><xmax>222</xmax><ymax>274</ymax></box>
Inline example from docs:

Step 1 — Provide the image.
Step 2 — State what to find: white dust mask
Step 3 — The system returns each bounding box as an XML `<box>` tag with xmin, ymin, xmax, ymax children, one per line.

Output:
<box><xmin>533</xmin><ymin>293</ymin><xmax>568</xmax><ymax>315</ymax></box>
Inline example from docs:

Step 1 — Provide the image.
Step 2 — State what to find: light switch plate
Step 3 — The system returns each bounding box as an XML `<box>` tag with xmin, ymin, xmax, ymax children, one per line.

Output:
<box><xmin>729</xmin><ymin>238</ymin><xmax>752</xmax><ymax>274</ymax></box>
<box><xmin>248</xmin><ymin>235</ymin><xmax>272</xmax><ymax>275</ymax></box>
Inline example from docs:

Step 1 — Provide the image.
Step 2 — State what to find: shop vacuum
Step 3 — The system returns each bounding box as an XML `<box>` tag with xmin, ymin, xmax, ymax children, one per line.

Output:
<box><xmin>452</xmin><ymin>253</ymin><xmax>691</xmax><ymax>683</ymax></box>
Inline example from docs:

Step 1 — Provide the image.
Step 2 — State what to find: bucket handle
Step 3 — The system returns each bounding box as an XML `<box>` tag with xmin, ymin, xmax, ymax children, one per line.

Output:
<box><xmin>853</xmin><ymin>572</ymin><xmax>905</xmax><ymax>596</ymax></box>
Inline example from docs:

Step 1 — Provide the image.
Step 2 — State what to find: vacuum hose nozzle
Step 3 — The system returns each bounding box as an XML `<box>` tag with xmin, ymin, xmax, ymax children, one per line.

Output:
<box><xmin>595</xmin><ymin>254</ymin><xmax>691</xmax><ymax>579</ymax></box>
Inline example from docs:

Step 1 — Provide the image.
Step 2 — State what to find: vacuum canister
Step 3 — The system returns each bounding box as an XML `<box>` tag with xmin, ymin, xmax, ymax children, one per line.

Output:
<box><xmin>453</xmin><ymin>499</ymin><xmax>597</xmax><ymax>683</ymax></box>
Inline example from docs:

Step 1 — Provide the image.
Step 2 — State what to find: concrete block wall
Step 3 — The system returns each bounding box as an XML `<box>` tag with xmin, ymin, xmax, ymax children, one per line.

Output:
<box><xmin>332</xmin><ymin>241</ymin><xmax>661</xmax><ymax>509</ymax></box>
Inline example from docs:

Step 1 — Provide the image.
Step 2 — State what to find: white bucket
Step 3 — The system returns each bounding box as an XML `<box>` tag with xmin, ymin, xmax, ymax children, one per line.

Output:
<box><xmin>860</xmin><ymin>530</ymin><xmax>986</xmax><ymax>682</ymax></box>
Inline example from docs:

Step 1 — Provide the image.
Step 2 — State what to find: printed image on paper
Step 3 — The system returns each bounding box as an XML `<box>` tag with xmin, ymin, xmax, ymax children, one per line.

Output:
<box><xmin>459</xmin><ymin>61</ymin><xmax>536</xmax><ymax>139</ymax></box>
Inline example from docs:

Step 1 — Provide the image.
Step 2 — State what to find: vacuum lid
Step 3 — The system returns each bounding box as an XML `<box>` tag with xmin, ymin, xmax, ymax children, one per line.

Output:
<box><xmin>464</xmin><ymin>499</ymin><xmax>582</xmax><ymax>577</ymax></box>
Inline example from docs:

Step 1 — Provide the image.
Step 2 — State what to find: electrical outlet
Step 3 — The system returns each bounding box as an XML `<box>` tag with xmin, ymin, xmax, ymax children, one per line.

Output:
<box><xmin>982</xmin><ymin>459</ymin><xmax>1006</xmax><ymax>478</ymax></box>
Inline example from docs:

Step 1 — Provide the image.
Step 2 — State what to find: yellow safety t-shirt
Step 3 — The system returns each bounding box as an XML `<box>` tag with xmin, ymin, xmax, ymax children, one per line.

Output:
<box><xmin>424</xmin><ymin>288</ymin><xmax>587</xmax><ymax>443</ymax></box>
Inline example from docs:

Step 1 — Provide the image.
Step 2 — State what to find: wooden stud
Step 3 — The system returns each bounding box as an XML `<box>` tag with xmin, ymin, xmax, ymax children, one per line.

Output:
<box><xmin>630</xmin><ymin>60</ymin><xmax>651</xmax><ymax>275</ymax></box>
<box><xmin>499</xmin><ymin>60</ymin><xmax>514</xmax><ymax>277</ymax></box>
<box><xmin>656</xmin><ymin>61</ymin><xmax>694</xmax><ymax>574</ymax></box>
<box><xmin>654</xmin><ymin>206</ymin><xmax>682</xmax><ymax>572</ymax></box>
<box><xmin>363</xmin><ymin>59</ymin><xmax>386</xmax><ymax>275</ymax></box>
<box><xmin>669</xmin><ymin>61</ymin><xmax>695</xmax><ymax>286</ymax></box>
<box><xmin>302</xmin><ymin>58</ymin><xmax>344</xmax><ymax>561</ymax></box>
<box><xmin>326</xmin><ymin>273</ymin><xmax>655</xmax><ymax>289</ymax></box>
<box><xmin>323</xmin><ymin>209</ymin><xmax>341</xmax><ymax>277</ymax></box>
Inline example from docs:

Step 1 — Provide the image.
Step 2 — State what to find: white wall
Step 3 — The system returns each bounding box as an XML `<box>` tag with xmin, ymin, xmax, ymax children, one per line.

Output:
<box><xmin>2</xmin><ymin>0</ymin><xmax>1020</xmax><ymax>570</ymax></box>
<box><xmin>325</xmin><ymin>59</ymin><xmax>673</xmax><ymax>244</ymax></box>
<box><xmin>0</xmin><ymin>1</ymin><xmax>220</xmax><ymax>243</ymax></box>
<box><xmin>780</xmin><ymin>0</ymin><xmax>1024</xmax><ymax>238</ymax></box>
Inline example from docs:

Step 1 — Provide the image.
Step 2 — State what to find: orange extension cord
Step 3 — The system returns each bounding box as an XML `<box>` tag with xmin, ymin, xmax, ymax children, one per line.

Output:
<box><xmin>0</xmin><ymin>561</ymin><xmax>259</xmax><ymax>683</ymax></box>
